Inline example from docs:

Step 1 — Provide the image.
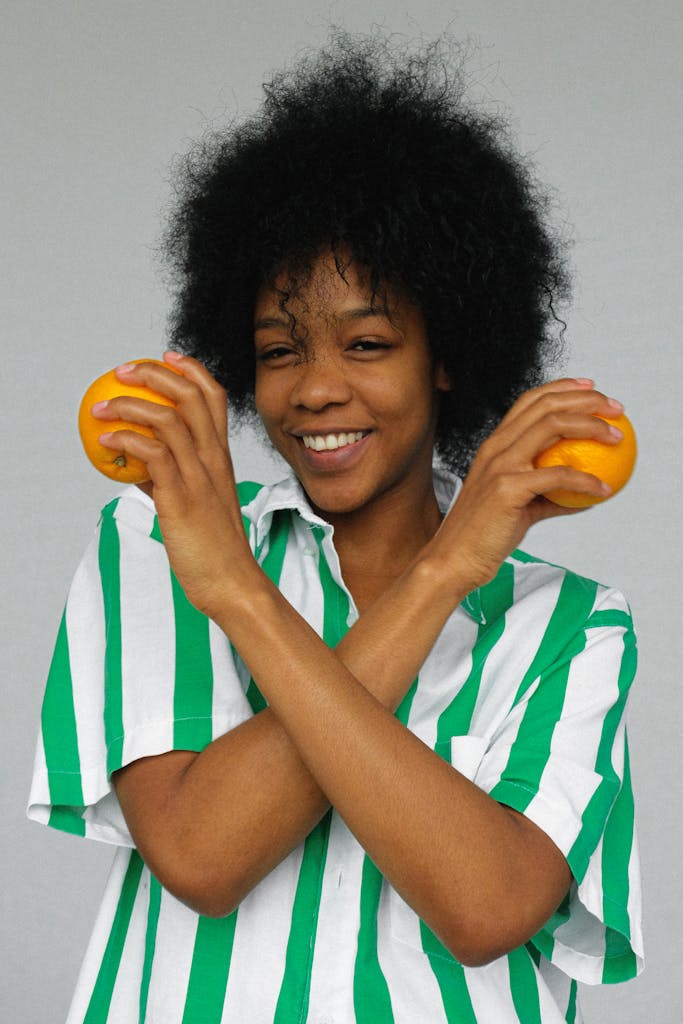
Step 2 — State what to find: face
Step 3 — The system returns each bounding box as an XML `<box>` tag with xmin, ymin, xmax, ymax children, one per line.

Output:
<box><xmin>253</xmin><ymin>254</ymin><xmax>451</xmax><ymax>520</ymax></box>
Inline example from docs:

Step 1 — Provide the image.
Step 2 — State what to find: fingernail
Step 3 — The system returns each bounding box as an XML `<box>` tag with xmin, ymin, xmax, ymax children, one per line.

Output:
<box><xmin>98</xmin><ymin>432</ymin><xmax>114</xmax><ymax>444</ymax></box>
<box><xmin>91</xmin><ymin>400</ymin><xmax>109</xmax><ymax>414</ymax></box>
<box><xmin>164</xmin><ymin>350</ymin><xmax>183</xmax><ymax>362</ymax></box>
<box><xmin>600</xmin><ymin>481</ymin><xmax>613</xmax><ymax>495</ymax></box>
<box><xmin>574</xmin><ymin>377</ymin><xmax>594</xmax><ymax>386</ymax></box>
<box><xmin>607</xmin><ymin>397</ymin><xmax>624</xmax><ymax>411</ymax></box>
<box><xmin>116</xmin><ymin>362</ymin><xmax>136</xmax><ymax>374</ymax></box>
<box><xmin>608</xmin><ymin>425</ymin><xmax>623</xmax><ymax>440</ymax></box>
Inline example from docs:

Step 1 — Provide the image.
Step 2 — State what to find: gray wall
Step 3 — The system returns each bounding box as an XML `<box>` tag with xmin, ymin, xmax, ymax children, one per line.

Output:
<box><xmin>3</xmin><ymin>2</ymin><xmax>681</xmax><ymax>1020</ymax></box>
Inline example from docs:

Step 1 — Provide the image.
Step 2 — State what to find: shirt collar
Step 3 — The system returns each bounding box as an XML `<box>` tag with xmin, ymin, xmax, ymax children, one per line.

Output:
<box><xmin>241</xmin><ymin>467</ymin><xmax>492</xmax><ymax>624</ymax></box>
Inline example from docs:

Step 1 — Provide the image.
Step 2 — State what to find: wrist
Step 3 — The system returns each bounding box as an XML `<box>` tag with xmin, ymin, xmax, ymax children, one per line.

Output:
<box><xmin>411</xmin><ymin>539</ymin><xmax>483</xmax><ymax>606</ymax></box>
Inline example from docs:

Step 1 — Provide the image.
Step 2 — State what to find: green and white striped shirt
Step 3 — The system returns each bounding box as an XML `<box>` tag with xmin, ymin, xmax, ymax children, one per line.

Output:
<box><xmin>28</xmin><ymin>469</ymin><xmax>643</xmax><ymax>1023</ymax></box>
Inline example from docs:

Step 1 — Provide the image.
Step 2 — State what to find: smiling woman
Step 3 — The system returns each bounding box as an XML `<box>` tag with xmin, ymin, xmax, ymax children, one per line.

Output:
<box><xmin>28</xmin><ymin>30</ymin><xmax>642</xmax><ymax>1024</ymax></box>
<box><xmin>254</xmin><ymin>256</ymin><xmax>452</xmax><ymax>530</ymax></box>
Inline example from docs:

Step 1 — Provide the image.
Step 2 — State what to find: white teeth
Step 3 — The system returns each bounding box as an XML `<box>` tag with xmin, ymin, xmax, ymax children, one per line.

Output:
<box><xmin>302</xmin><ymin>431</ymin><xmax>366</xmax><ymax>451</ymax></box>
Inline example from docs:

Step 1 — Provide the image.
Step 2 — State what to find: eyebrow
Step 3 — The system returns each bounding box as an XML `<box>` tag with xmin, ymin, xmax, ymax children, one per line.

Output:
<box><xmin>253</xmin><ymin>306</ymin><xmax>393</xmax><ymax>332</ymax></box>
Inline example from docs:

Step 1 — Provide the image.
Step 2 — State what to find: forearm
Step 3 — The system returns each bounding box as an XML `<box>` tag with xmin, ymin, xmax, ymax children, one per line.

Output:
<box><xmin>211</xmin><ymin>565</ymin><xmax>570</xmax><ymax>963</ymax></box>
<box><xmin>115</xmin><ymin>550</ymin><xmax>472</xmax><ymax>916</ymax></box>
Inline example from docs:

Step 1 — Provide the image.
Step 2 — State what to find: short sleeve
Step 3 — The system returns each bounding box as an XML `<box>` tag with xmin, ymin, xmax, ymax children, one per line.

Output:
<box><xmin>27</xmin><ymin>489</ymin><xmax>254</xmax><ymax>846</ymax></box>
<box><xmin>474</xmin><ymin>584</ymin><xmax>643</xmax><ymax>985</ymax></box>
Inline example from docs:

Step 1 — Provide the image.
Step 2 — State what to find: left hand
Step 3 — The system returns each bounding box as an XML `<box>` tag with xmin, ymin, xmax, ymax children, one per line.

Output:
<box><xmin>93</xmin><ymin>352</ymin><xmax>256</xmax><ymax>617</ymax></box>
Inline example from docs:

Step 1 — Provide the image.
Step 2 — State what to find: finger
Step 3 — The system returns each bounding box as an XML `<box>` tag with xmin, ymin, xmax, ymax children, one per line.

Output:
<box><xmin>113</xmin><ymin>359</ymin><xmax>237</xmax><ymax>506</ymax></box>
<box><xmin>98</xmin><ymin>428</ymin><xmax>188</xmax><ymax>495</ymax></box>
<box><xmin>115</xmin><ymin>360</ymin><xmax>226</xmax><ymax>458</ymax></box>
<box><xmin>525</xmin><ymin>464</ymin><xmax>613</xmax><ymax>504</ymax></box>
<box><xmin>486</xmin><ymin>387</ymin><xmax>624</xmax><ymax>461</ymax></box>
<box><xmin>95</xmin><ymin>397</ymin><xmax>209</xmax><ymax>491</ymax></box>
<box><xmin>163</xmin><ymin>351</ymin><xmax>229</xmax><ymax>444</ymax></box>
<box><xmin>497</xmin><ymin>378</ymin><xmax>596</xmax><ymax>430</ymax></box>
<box><xmin>512</xmin><ymin>411</ymin><xmax>624</xmax><ymax>467</ymax></box>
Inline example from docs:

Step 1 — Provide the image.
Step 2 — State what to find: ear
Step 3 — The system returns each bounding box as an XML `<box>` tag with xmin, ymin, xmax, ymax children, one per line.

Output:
<box><xmin>434</xmin><ymin>362</ymin><xmax>454</xmax><ymax>392</ymax></box>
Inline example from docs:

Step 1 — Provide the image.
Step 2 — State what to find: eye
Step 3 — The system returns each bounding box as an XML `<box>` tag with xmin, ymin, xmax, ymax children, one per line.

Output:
<box><xmin>349</xmin><ymin>339</ymin><xmax>392</xmax><ymax>354</ymax></box>
<box><xmin>256</xmin><ymin>345</ymin><xmax>297</xmax><ymax>365</ymax></box>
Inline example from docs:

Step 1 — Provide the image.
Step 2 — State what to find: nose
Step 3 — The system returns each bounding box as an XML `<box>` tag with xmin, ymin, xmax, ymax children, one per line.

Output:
<box><xmin>288</xmin><ymin>352</ymin><xmax>353</xmax><ymax>411</ymax></box>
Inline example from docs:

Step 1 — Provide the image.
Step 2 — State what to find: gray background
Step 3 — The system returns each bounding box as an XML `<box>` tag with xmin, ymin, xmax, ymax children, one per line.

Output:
<box><xmin>2</xmin><ymin>1</ymin><xmax>681</xmax><ymax>1021</ymax></box>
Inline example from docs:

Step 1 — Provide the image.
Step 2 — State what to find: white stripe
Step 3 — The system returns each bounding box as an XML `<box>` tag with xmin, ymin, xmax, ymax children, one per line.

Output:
<box><xmin>627</xmin><ymin>826</ymin><xmax>644</xmax><ymax>957</ymax></box>
<box><xmin>105</xmin><ymin>862</ymin><xmax>151</xmax><ymax>1022</ymax></box>
<box><xmin>307</xmin><ymin>816</ymin><xmax>366</xmax><ymax>1022</ymax></box>
<box><xmin>208</xmin><ymin>620</ymin><xmax>254</xmax><ymax>733</ymax></box>
<box><xmin>117</xmin><ymin>519</ymin><xmax>176</xmax><ymax>767</ymax></box>
<box><xmin>527</xmin><ymin>624</ymin><xmax>624</xmax><ymax>858</ymax></box>
<box><xmin>473</xmin><ymin>677</ymin><xmax>541</xmax><ymax>792</ymax></box>
<box><xmin>463</xmin><ymin>959</ymin><xmax>517</xmax><ymax>1021</ymax></box>
<box><xmin>221</xmin><ymin>848</ymin><xmax>305</xmax><ymax>1021</ymax></box>
<box><xmin>404</xmin><ymin>609</ymin><xmax>479</xmax><ymax>749</ymax></box>
<box><xmin>376</xmin><ymin>883</ymin><xmax>447</xmax><ymax>1023</ymax></box>
<box><xmin>144</xmin><ymin>889</ymin><xmax>200</xmax><ymax>1022</ymax></box>
<box><xmin>65</xmin><ymin>849</ymin><xmax>133</xmax><ymax>1023</ymax></box>
<box><xmin>278</xmin><ymin>516</ymin><xmax>325</xmax><ymax>637</ymax></box>
<box><xmin>65</xmin><ymin>530</ymin><xmax>107</xmax><ymax>806</ymax></box>
<box><xmin>469</xmin><ymin>564</ymin><xmax>563</xmax><ymax>738</ymax></box>
<box><xmin>26</xmin><ymin>726</ymin><xmax>50</xmax><ymax>823</ymax></box>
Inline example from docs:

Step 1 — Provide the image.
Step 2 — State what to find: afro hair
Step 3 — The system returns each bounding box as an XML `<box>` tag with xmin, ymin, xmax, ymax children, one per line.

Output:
<box><xmin>162</xmin><ymin>31</ymin><xmax>570</xmax><ymax>473</ymax></box>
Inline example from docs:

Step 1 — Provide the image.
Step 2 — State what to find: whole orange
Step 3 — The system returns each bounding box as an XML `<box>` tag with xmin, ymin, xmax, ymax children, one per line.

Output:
<box><xmin>78</xmin><ymin>359</ymin><xmax>181</xmax><ymax>483</ymax></box>
<box><xmin>533</xmin><ymin>413</ymin><xmax>637</xmax><ymax>508</ymax></box>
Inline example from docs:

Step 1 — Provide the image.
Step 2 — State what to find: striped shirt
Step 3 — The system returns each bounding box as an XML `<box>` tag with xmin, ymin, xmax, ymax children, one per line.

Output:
<box><xmin>28</xmin><ymin>469</ymin><xmax>643</xmax><ymax>1023</ymax></box>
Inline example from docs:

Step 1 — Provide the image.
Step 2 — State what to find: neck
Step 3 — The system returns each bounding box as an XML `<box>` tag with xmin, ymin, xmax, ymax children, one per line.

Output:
<box><xmin>312</xmin><ymin>470</ymin><xmax>444</xmax><ymax>592</ymax></box>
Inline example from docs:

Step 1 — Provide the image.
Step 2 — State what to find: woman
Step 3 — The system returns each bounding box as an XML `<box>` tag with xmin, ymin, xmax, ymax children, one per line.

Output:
<box><xmin>29</xmin><ymin>34</ymin><xmax>642</xmax><ymax>1023</ymax></box>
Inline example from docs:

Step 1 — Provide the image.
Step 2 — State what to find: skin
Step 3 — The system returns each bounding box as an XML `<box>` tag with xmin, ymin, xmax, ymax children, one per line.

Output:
<box><xmin>94</xmin><ymin>255</ymin><xmax>625</xmax><ymax>965</ymax></box>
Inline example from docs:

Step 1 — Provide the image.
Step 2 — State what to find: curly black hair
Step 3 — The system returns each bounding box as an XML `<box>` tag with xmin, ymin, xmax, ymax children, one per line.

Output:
<box><xmin>163</xmin><ymin>31</ymin><xmax>570</xmax><ymax>473</ymax></box>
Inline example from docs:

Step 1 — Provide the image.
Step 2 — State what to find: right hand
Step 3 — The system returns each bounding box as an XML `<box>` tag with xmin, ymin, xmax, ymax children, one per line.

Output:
<box><xmin>427</xmin><ymin>379</ymin><xmax>625</xmax><ymax>589</ymax></box>
<box><xmin>93</xmin><ymin>352</ymin><xmax>258</xmax><ymax>617</ymax></box>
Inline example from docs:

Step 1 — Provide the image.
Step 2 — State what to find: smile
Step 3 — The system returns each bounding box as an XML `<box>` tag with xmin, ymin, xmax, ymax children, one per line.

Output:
<box><xmin>301</xmin><ymin>431</ymin><xmax>368</xmax><ymax>451</ymax></box>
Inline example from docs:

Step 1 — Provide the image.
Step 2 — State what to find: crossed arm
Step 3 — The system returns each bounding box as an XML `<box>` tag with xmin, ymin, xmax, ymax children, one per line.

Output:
<box><xmin>102</xmin><ymin>355</ymin><xmax>621</xmax><ymax>964</ymax></box>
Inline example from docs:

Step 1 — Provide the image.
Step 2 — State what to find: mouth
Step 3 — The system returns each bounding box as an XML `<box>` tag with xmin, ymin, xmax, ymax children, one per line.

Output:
<box><xmin>299</xmin><ymin>430</ymin><xmax>369</xmax><ymax>452</ymax></box>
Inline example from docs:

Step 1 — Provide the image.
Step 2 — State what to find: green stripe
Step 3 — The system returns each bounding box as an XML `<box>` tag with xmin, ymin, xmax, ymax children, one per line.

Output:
<box><xmin>274</xmin><ymin>527</ymin><xmax>349</xmax><ymax>1022</ymax></box>
<box><xmin>507</xmin><ymin>946</ymin><xmax>542</xmax><ymax>1024</ymax></box>
<box><xmin>171</xmin><ymin>572</ymin><xmax>214</xmax><ymax>750</ymax></box>
<box><xmin>236</xmin><ymin>480</ymin><xmax>264</xmax><ymax>507</ymax></box>
<box><xmin>139</xmin><ymin>875</ymin><xmax>162</xmax><ymax>1022</ymax></box>
<box><xmin>565</xmin><ymin>979</ymin><xmax>577</xmax><ymax>1023</ymax></box>
<box><xmin>586</xmin><ymin>608</ymin><xmax>632</xmax><ymax>630</ymax></box>
<box><xmin>273</xmin><ymin>817</ymin><xmax>332</xmax><ymax>1023</ymax></box>
<box><xmin>601</xmin><ymin>737</ymin><xmax>634</xmax><ymax>938</ymax></box>
<box><xmin>353</xmin><ymin>856</ymin><xmax>394</xmax><ymax>1023</ymax></box>
<box><xmin>41</xmin><ymin>610</ymin><xmax>85</xmax><ymax>806</ymax></box>
<box><xmin>601</xmin><ymin>734</ymin><xmax>638</xmax><ymax>983</ymax></box>
<box><xmin>435</xmin><ymin>562</ymin><xmax>514</xmax><ymax>762</ymax></box>
<box><xmin>245</xmin><ymin>509</ymin><xmax>292</xmax><ymax>713</ymax></box>
<box><xmin>99</xmin><ymin>507</ymin><xmax>125</xmax><ymax>776</ymax></box>
<box><xmin>568</xmin><ymin>621</ymin><xmax>636</xmax><ymax>881</ymax></box>
<box><xmin>84</xmin><ymin>851</ymin><xmax>144</xmax><ymax>1023</ymax></box>
<box><xmin>531</xmin><ymin>888</ymin><xmax>571</xmax><ymax>961</ymax></box>
<box><xmin>420</xmin><ymin>922</ymin><xmax>477</xmax><ymax>1023</ymax></box>
<box><xmin>182</xmin><ymin>913</ymin><xmax>239</xmax><ymax>1023</ymax></box>
<box><xmin>47</xmin><ymin>805</ymin><xmax>86</xmax><ymax>836</ymax></box>
<box><xmin>314</xmin><ymin>527</ymin><xmax>350</xmax><ymax>647</ymax></box>
<box><xmin>490</xmin><ymin>575</ymin><xmax>597</xmax><ymax>813</ymax></box>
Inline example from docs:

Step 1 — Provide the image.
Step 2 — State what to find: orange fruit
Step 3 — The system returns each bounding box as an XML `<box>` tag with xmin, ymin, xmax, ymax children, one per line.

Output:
<box><xmin>533</xmin><ymin>413</ymin><xmax>637</xmax><ymax>508</ymax></box>
<box><xmin>78</xmin><ymin>358</ymin><xmax>181</xmax><ymax>483</ymax></box>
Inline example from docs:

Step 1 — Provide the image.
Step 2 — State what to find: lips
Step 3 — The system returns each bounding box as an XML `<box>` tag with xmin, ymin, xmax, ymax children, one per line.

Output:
<box><xmin>301</xmin><ymin>430</ymin><xmax>368</xmax><ymax>451</ymax></box>
<box><xmin>293</xmin><ymin>429</ymin><xmax>373</xmax><ymax>470</ymax></box>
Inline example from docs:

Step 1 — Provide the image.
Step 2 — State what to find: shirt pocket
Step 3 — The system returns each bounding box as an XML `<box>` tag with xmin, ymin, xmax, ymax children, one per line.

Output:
<box><xmin>387</xmin><ymin>735</ymin><xmax>489</xmax><ymax>955</ymax></box>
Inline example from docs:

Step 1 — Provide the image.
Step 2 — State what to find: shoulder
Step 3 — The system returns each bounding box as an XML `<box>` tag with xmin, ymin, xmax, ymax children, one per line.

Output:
<box><xmin>97</xmin><ymin>481</ymin><xmax>271</xmax><ymax>543</ymax></box>
<box><xmin>467</xmin><ymin>548</ymin><xmax>634</xmax><ymax>639</ymax></box>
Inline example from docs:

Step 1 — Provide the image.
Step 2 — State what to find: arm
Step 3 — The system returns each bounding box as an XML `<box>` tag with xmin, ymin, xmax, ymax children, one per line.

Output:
<box><xmin>103</xmin><ymin>356</ymin><xmax>620</xmax><ymax>960</ymax></box>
